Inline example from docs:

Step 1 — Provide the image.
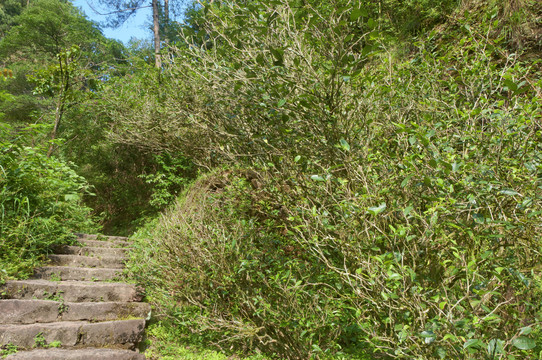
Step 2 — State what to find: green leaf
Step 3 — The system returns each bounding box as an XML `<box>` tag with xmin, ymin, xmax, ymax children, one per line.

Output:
<box><xmin>463</xmin><ymin>339</ymin><xmax>482</xmax><ymax>349</ymax></box>
<box><xmin>420</xmin><ymin>330</ymin><xmax>435</xmax><ymax>344</ymax></box>
<box><xmin>339</xmin><ymin>139</ymin><xmax>350</xmax><ymax>151</ymax></box>
<box><xmin>520</xmin><ymin>326</ymin><xmax>532</xmax><ymax>335</ymax></box>
<box><xmin>488</xmin><ymin>339</ymin><xmax>504</xmax><ymax>355</ymax></box>
<box><xmin>368</xmin><ymin>202</ymin><xmax>386</xmax><ymax>216</ymax></box>
<box><xmin>362</xmin><ymin>45</ymin><xmax>374</xmax><ymax>56</ymax></box>
<box><xmin>388</xmin><ymin>273</ymin><xmax>402</xmax><ymax>280</ymax></box>
<box><xmin>503</xmin><ymin>79</ymin><xmax>518</xmax><ymax>92</ymax></box>
<box><xmin>270</xmin><ymin>47</ymin><xmax>284</xmax><ymax>66</ymax></box>
<box><xmin>512</xmin><ymin>337</ymin><xmax>536</xmax><ymax>350</ymax></box>
<box><xmin>64</xmin><ymin>194</ymin><xmax>79</xmax><ymax>201</ymax></box>
<box><xmin>277</xmin><ymin>99</ymin><xmax>286</xmax><ymax>107</ymax></box>
<box><xmin>310</xmin><ymin>175</ymin><xmax>325</xmax><ymax>182</ymax></box>
<box><xmin>452</xmin><ymin>162</ymin><xmax>461</xmax><ymax>172</ymax></box>
<box><xmin>500</xmin><ymin>189</ymin><xmax>520</xmax><ymax>196</ymax></box>
<box><xmin>473</xmin><ymin>213</ymin><xmax>485</xmax><ymax>224</ymax></box>
<box><xmin>350</xmin><ymin>8</ymin><xmax>365</xmax><ymax>21</ymax></box>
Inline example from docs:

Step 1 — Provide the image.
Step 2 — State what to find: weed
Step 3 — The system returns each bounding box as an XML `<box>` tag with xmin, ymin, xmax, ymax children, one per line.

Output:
<box><xmin>33</xmin><ymin>333</ymin><xmax>47</xmax><ymax>348</ymax></box>
<box><xmin>0</xmin><ymin>344</ymin><xmax>18</xmax><ymax>358</ymax></box>
<box><xmin>49</xmin><ymin>273</ymin><xmax>61</xmax><ymax>282</ymax></box>
<box><xmin>47</xmin><ymin>341</ymin><xmax>61</xmax><ymax>348</ymax></box>
<box><xmin>57</xmin><ymin>301</ymin><xmax>68</xmax><ymax>315</ymax></box>
<box><xmin>44</xmin><ymin>291</ymin><xmax>64</xmax><ymax>303</ymax></box>
<box><xmin>33</xmin><ymin>333</ymin><xmax>62</xmax><ymax>349</ymax></box>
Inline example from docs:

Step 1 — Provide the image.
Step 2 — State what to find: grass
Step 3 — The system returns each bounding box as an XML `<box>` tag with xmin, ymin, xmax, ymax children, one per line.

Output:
<box><xmin>141</xmin><ymin>321</ymin><xmax>269</xmax><ymax>360</ymax></box>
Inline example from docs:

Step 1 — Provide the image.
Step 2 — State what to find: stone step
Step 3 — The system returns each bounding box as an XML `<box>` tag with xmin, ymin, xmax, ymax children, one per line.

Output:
<box><xmin>0</xmin><ymin>300</ymin><xmax>151</xmax><ymax>324</ymax></box>
<box><xmin>76</xmin><ymin>234</ymin><xmax>130</xmax><ymax>241</ymax></box>
<box><xmin>55</xmin><ymin>245</ymin><xmax>128</xmax><ymax>257</ymax></box>
<box><xmin>0</xmin><ymin>319</ymin><xmax>145</xmax><ymax>350</ymax></box>
<box><xmin>5</xmin><ymin>348</ymin><xmax>146</xmax><ymax>360</ymax></box>
<box><xmin>48</xmin><ymin>255</ymin><xmax>125</xmax><ymax>269</ymax></box>
<box><xmin>1</xmin><ymin>280</ymin><xmax>143</xmax><ymax>303</ymax></box>
<box><xmin>34</xmin><ymin>266</ymin><xmax>123</xmax><ymax>281</ymax></box>
<box><xmin>77</xmin><ymin>239</ymin><xmax>132</xmax><ymax>249</ymax></box>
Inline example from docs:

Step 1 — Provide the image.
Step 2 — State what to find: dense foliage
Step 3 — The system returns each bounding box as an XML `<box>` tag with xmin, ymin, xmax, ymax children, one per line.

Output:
<box><xmin>1</xmin><ymin>0</ymin><xmax>541</xmax><ymax>358</ymax></box>
<box><xmin>0</xmin><ymin>0</ymin><xmax>182</xmax><ymax>234</ymax></box>
<box><xmin>122</xmin><ymin>0</ymin><xmax>542</xmax><ymax>358</ymax></box>
<box><xmin>0</xmin><ymin>123</ymin><xmax>97</xmax><ymax>280</ymax></box>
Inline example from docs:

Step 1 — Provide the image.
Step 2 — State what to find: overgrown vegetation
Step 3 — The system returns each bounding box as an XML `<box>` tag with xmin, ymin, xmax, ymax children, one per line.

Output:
<box><xmin>124</xmin><ymin>0</ymin><xmax>541</xmax><ymax>358</ymax></box>
<box><xmin>0</xmin><ymin>123</ymin><xmax>97</xmax><ymax>281</ymax></box>
<box><xmin>0</xmin><ymin>0</ymin><xmax>176</xmax><ymax>234</ymax></box>
<box><xmin>1</xmin><ymin>0</ymin><xmax>541</xmax><ymax>358</ymax></box>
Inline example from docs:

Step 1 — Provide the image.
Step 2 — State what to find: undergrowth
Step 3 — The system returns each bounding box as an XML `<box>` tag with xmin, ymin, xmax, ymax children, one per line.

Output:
<box><xmin>0</xmin><ymin>123</ymin><xmax>98</xmax><ymax>281</ymax></box>
<box><xmin>141</xmin><ymin>319</ymin><xmax>271</xmax><ymax>360</ymax></box>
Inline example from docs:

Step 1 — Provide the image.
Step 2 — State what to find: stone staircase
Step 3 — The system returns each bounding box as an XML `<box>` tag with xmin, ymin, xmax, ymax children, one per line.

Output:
<box><xmin>0</xmin><ymin>234</ymin><xmax>149</xmax><ymax>359</ymax></box>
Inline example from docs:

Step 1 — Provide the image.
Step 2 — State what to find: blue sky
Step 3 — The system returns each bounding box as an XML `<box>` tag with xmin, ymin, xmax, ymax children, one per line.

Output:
<box><xmin>72</xmin><ymin>0</ymin><xmax>153</xmax><ymax>44</ymax></box>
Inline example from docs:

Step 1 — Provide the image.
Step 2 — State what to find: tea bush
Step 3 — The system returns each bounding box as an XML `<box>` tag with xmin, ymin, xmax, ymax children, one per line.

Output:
<box><xmin>122</xmin><ymin>0</ymin><xmax>541</xmax><ymax>358</ymax></box>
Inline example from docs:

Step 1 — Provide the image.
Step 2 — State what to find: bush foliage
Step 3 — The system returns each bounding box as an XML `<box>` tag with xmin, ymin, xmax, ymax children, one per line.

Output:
<box><xmin>0</xmin><ymin>123</ymin><xmax>98</xmax><ymax>280</ymax></box>
<box><xmin>100</xmin><ymin>0</ymin><xmax>542</xmax><ymax>358</ymax></box>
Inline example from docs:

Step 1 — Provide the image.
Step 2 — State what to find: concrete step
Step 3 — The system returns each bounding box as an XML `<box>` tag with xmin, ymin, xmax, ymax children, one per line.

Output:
<box><xmin>5</xmin><ymin>348</ymin><xmax>146</xmax><ymax>360</ymax></box>
<box><xmin>0</xmin><ymin>233</ymin><xmax>147</xmax><ymax>359</ymax></box>
<box><xmin>0</xmin><ymin>319</ymin><xmax>145</xmax><ymax>349</ymax></box>
<box><xmin>55</xmin><ymin>245</ymin><xmax>128</xmax><ymax>257</ymax></box>
<box><xmin>0</xmin><ymin>300</ymin><xmax>151</xmax><ymax>324</ymax></box>
<box><xmin>1</xmin><ymin>280</ymin><xmax>143</xmax><ymax>303</ymax></box>
<box><xmin>77</xmin><ymin>239</ymin><xmax>132</xmax><ymax>249</ymax></box>
<box><xmin>34</xmin><ymin>266</ymin><xmax>123</xmax><ymax>281</ymax></box>
<box><xmin>76</xmin><ymin>234</ymin><xmax>130</xmax><ymax>242</ymax></box>
<box><xmin>47</xmin><ymin>255</ymin><xmax>125</xmax><ymax>269</ymax></box>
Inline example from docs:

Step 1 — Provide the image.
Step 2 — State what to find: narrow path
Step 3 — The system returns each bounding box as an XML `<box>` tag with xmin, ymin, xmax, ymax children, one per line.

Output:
<box><xmin>0</xmin><ymin>234</ymin><xmax>149</xmax><ymax>359</ymax></box>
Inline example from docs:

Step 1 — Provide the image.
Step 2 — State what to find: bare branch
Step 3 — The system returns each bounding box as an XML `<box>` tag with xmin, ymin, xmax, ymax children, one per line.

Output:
<box><xmin>84</xmin><ymin>0</ymin><xmax>151</xmax><ymax>16</ymax></box>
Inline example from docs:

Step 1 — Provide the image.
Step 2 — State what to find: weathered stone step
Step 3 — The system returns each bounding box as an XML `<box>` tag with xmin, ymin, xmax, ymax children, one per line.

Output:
<box><xmin>76</xmin><ymin>233</ymin><xmax>130</xmax><ymax>241</ymax></box>
<box><xmin>0</xmin><ymin>300</ymin><xmax>151</xmax><ymax>324</ymax></box>
<box><xmin>48</xmin><ymin>254</ymin><xmax>125</xmax><ymax>269</ymax></box>
<box><xmin>55</xmin><ymin>245</ymin><xmax>128</xmax><ymax>257</ymax></box>
<box><xmin>34</xmin><ymin>266</ymin><xmax>122</xmax><ymax>281</ymax></box>
<box><xmin>5</xmin><ymin>348</ymin><xmax>146</xmax><ymax>359</ymax></box>
<box><xmin>0</xmin><ymin>319</ymin><xmax>145</xmax><ymax>349</ymax></box>
<box><xmin>77</xmin><ymin>239</ymin><xmax>132</xmax><ymax>249</ymax></box>
<box><xmin>2</xmin><ymin>280</ymin><xmax>143</xmax><ymax>303</ymax></box>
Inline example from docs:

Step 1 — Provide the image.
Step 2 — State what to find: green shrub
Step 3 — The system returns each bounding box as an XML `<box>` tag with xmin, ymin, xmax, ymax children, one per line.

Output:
<box><xmin>129</xmin><ymin>170</ymin><xmax>373</xmax><ymax>359</ymax></box>
<box><xmin>122</xmin><ymin>0</ymin><xmax>541</xmax><ymax>358</ymax></box>
<box><xmin>0</xmin><ymin>123</ymin><xmax>98</xmax><ymax>280</ymax></box>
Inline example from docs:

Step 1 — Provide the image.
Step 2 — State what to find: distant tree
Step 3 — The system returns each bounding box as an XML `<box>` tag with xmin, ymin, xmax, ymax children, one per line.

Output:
<box><xmin>0</xmin><ymin>0</ymin><xmax>25</xmax><ymax>39</ymax></box>
<box><xmin>87</xmin><ymin>0</ymin><xmax>190</xmax><ymax>68</ymax></box>
<box><xmin>0</xmin><ymin>0</ymin><xmax>126</xmax><ymax>154</ymax></box>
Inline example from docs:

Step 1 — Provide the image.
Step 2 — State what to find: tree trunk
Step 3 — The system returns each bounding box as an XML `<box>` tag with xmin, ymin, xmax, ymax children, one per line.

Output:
<box><xmin>47</xmin><ymin>54</ymin><xmax>69</xmax><ymax>157</ymax></box>
<box><xmin>47</xmin><ymin>94</ymin><xmax>64</xmax><ymax>157</ymax></box>
<box><xmin>152</xmin><ymin>0</ymin><xmax>161</xmax><ymax>68</ymax></box>
<box><xmin>164</xmin><ymin>0</ymin><xmax>169</xmax><ymax>24</ymax></box>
